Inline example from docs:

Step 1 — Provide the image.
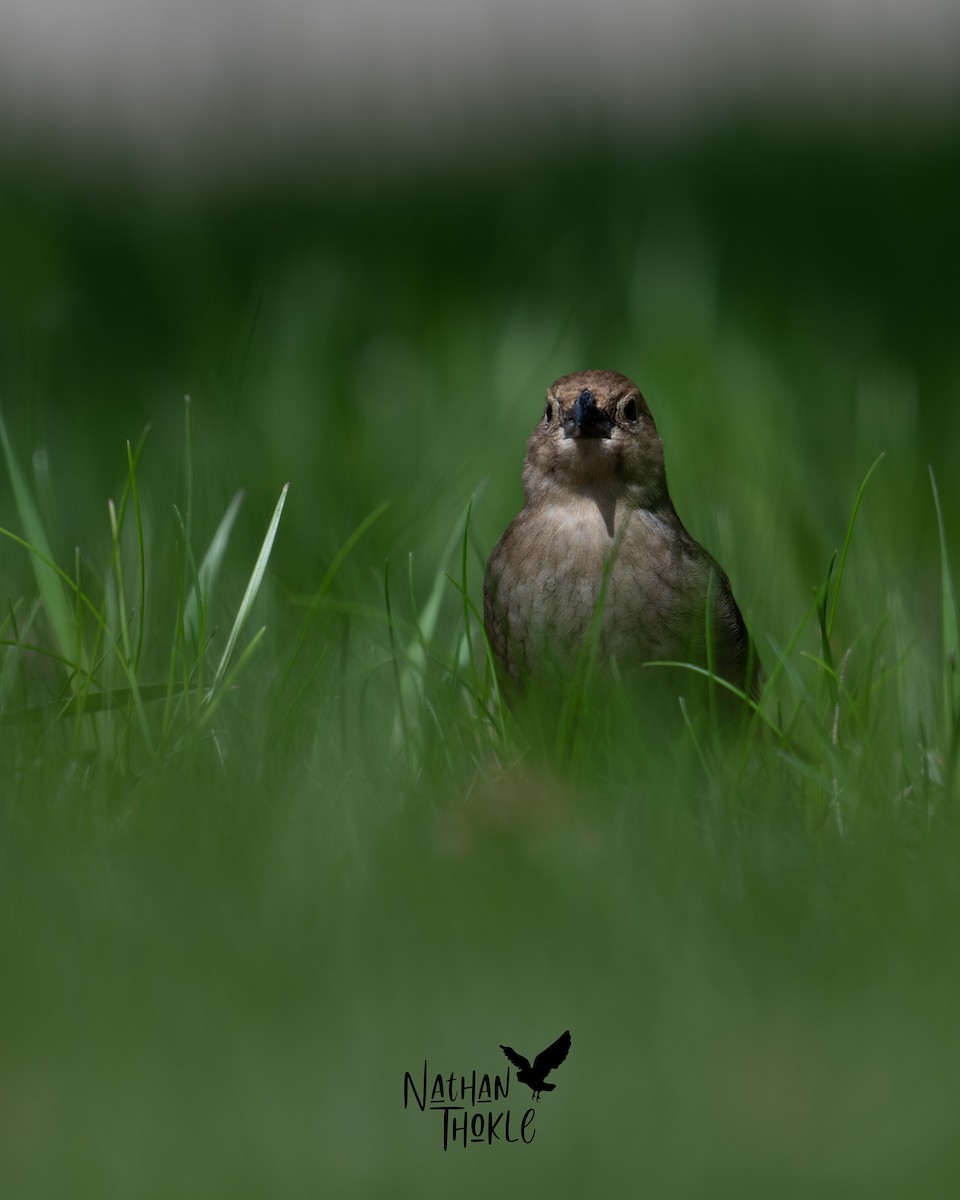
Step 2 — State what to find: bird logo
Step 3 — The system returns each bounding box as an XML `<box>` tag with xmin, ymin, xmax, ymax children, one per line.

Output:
<box><xmin>499</xmin><ymin>1030</ymin><xmax>571</xmax><ymax>1101</ymax></box>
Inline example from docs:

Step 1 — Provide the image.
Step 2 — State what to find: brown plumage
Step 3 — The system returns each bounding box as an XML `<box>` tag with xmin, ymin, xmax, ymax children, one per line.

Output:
<box><xmin>483</xmin><ymin>370</ymin><xmax>758</xmax><ymax>697</ymax></box>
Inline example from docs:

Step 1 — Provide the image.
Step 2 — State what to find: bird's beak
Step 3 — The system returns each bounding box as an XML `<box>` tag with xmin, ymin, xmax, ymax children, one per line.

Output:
<box><xmin>563</xmin><ymin>390</ymin><xmax>613</xmax><ymax>440</ymax></box>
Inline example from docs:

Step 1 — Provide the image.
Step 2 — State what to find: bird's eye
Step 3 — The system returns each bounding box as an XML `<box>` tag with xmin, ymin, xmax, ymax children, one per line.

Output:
<box><xmin>544</xmin><ymin>401</ymin><xmax>554</xmax><ymax>423</ymax></box>
<box><xmin>623</xmin><ymin>398</ymin><xmax>638</xmax><ymax>422</ymax></box>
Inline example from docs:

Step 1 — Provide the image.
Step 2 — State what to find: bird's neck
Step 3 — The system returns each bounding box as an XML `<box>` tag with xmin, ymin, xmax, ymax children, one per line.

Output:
<box><xmin>530</xmin><ymin>479</ymin><xmax>672</xmax><ymax>539</ymax></box>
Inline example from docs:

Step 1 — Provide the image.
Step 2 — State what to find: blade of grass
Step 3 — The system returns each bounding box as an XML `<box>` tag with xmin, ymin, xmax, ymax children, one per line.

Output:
<box><xmin>396</xmin><ymin>491</ymin><xmax>485</xmax><ymax>715</ymax></box>
<box><xmin>208</xmin><ymin>482</ymin><xmax>289</xmax><ymax>698</ymax></box>
<box><xmin>442</xmin><ymin>575</ymin><xmax>507</xmax><ymax>742</ymax></box>
<box><xmin>930</xmin><ymin>465</ymin><xmax>960</xmax><ymax>777</ymax></box>
<box><xmin>645</xmin><ymin>659</ymin><xmax>788</xmax><ymax>743</ymax></box>
<box><xmin>70</xmin><ymin>548</ymin><xmax>100</xmax><ymax>757</ymax></box>
<box><xmin>458</xmin><ymin>496</ymin><xmax>481</xmax><ymax>703</ymax></box>
<box><xmin>0</xmin><ymin>408</ymin><xmax>79</xmax><ymax>673</ymax></box>
<box><xmin>183</xmin><ymin>396</ymin><xmax>194</xmax><ymax>553</ymax></box>
<box><xmin>183</xmin><ymin>489</ymin><xmax>245</xmax><ymax>644</ymax></box>
<box><xmin>0</xmin><ymin>599</ymin><xmax>37</xmax><ymax>711</ymax></box>
<box><xmin>126</xmin><ymin>438</ymin><xmax>148</xmax><ymax>672</ymax></box>
<box><xmin>0</xmin><ymin>682</ymin><xmax>172</xmax><ymax>725</ymax></box>
<box><xmin>679</xmin><ymin>695</ymin><xmax>712</xmax><ymax>777</ymax></box>
<box><xmin>108</xmin><ymin>498</ymin><xmax>132</xmax><ymax>664</ymax></box>
<box><xmin>817</xmin><ymin>552</ymin><xmax>838</xmax><ymax>677</ymax></box>
<box><xmin>198</xmin><ymin>627</ymin><xmax>268</xmax><ymax>731</ymax></box>
<box><xmin>0</xmin><ymin>527</ymin><xmax>112</xmax><ymax>629</ymax></box>
<box><xmin>279</xmin><ymin>500</ymin><xmax>389</xmax><ymax>694</ymax></box>
<box><xmin>170</xmin><ymin>504</ymin><xmax>206</xmax><ymax>719</ymax></box>
<box><xmin>73</xmin><ymin>546</ymin><xmax>85</xmax><ymax>686</ymax></box>
<box><xmin>704</xmin><ymin>567</ymin><xmax>718</xmax><ymax>741</ymax></box>
<box><xmin>384</xmin><ymin>559</ymin><xmax>412</xmax><ymax>756</ymax></box>
<box><xmin>113</xmin><ymin>425</ymin><xmax>151</xmax><ymax>535</ymax></box>
<box><xmin>827</xmin><ymin>451</ymin><xmax>885</xmax><ymax>640</ymax></box>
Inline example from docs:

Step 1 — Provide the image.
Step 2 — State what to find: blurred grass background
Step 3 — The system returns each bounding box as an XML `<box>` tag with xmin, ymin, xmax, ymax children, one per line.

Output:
<box><xmin>2</xmin><ymin>125</ymin><xmax>960</xmax><ymax>1197</ymax></box>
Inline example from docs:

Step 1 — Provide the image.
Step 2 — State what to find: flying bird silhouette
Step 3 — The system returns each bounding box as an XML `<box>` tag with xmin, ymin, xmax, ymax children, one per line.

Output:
<box><xmin>500</xmin><ymin>1030</ymin><xmax>571</xmax><ymax>1101</ymax></box>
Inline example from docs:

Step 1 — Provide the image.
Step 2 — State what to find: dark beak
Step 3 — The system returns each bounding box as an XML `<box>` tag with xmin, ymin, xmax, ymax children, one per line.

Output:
<box><xmin>563</xmin><ymin>389</ymin><xmax>613</xmax><ymax>440</ymax></box>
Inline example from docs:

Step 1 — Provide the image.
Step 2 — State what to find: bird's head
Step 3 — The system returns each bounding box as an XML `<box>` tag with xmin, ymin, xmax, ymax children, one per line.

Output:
<box><xmin>522</xmin><ymin>370</ymin><xmax>668</xmax><ymax>508</ymax></box>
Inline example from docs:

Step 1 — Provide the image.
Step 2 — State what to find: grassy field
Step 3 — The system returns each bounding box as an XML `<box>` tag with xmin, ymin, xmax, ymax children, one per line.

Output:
<box><xmin>2</xmin><ymin>132</ymin><xmax>960</xmax><ymax>1197</ymax></box>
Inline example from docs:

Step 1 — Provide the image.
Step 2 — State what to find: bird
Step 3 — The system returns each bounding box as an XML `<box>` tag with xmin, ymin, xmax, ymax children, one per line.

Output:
<box><xmin>483</xmin><ymin>370</ymin><xmax>758</xmax><ymax>698</ymax></box>
<box><xmin>500</xmin><ymin>1030</ymin><xmax>571</xmax><ymax>1101</ymax></box>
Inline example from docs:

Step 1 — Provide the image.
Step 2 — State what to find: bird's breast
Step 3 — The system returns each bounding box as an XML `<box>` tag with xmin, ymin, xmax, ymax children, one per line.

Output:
<box><xmin>488</xmin><ymin>499</ymin><xmax>703</xmax><ymax>678</ymax></box>
<box><xmin>504</xmin><ymin>500</ymin><xmax>611</xmax><ymax>635</ymax></box>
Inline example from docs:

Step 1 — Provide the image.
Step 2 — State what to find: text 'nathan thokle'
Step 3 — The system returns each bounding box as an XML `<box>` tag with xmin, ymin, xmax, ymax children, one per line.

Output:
<box><xmin>403</xmin><ymin>1031</ymin><xmax>571</xmax><ymax>1151</ymax></box>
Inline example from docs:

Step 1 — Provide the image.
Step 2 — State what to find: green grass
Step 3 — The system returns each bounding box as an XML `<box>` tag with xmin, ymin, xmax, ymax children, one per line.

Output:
<box><xmin>2</xmin><ymin>133</ymin><xmax>960</xmax><ymax>1197</ymax></box>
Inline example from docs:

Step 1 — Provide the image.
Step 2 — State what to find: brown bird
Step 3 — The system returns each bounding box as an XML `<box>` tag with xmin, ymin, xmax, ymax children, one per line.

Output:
<box><xmin>483</xmin><ymin>370</ymin><xmax>758</xmax><ymax>698</ymax></box>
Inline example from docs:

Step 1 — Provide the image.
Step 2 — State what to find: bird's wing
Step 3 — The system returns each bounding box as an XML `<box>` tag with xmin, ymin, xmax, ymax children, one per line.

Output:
<box><xmin>704</xmin><ymin>552</ymin><xmax>761</xmax><ymax>698</ymax></box>
<box><xmin>679</xmin><ymin>528</ymin><xmax>761</xmax><ymax>699</ymax></box>
<box><xmin>532</xmin><ymin>1030</ymin><xmax>571</xmax><ymax>1079</ymax></box>
<box><xmin>499</xmin><ymin>1044</ymin><xmax>531</xmax><ymax>1072</ymax></box>
<box><xmin>483</xmin><ymin>555</ymin><xmax>512</xmax><ymax>680</ymax></box>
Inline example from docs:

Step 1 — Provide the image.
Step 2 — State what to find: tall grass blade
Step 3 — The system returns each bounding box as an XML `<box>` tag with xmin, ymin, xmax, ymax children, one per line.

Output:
<box><xmin>827</xmin><ymin>451</ymin><xmax>885</xmax><ymax>640</ymax></box>
<box><xmin>704</xmin><ymin>567</ymin><xmax>718</xmax><ymax>740</ymax></box>
<box><xmin>816</xmin><ymin>552</ymin><xmax>837</xmax><ymax>677</ymax></box>
<box><xmin>209</xmin><ymin>482</ymin><xmax>289</xmax><ymax>697</ymax></box>
<box><xmin>183</xmin><ymin>489</ymin><xmax>245</xmax><ymax>644</ymax></box>
<box><xmin>384</xmin><ymin>559</ymin><xmax>412</xmax><ymax>755</ymax></box>
<box><xmin>0</xmin><ymin>682</ymin><xmax>171</xmax><ymax>726</ymax></box>
<box><xmin>0</xmin><ymin>409</ymin><xmax>79</xmax><ymax>672</ymax></box>
<box><xmin>280</xmin><ymin>500</ymin><xmax>389</xmax><ymax>692</ymax></box>
<box><xmin>108</xmin><ymin>498</ymin><xmax>132</xmax><ymax>663</ymax></box>
<box><xmin>169</xmin><ymin>503</ymin><xmax>206</xmax><ymax>723</ymax></box>
<box><xmin>929</xmin><ymin>466</ymin><xmax>960</xmax><ymax>765</ymax></box>
<box><xmin>126</xmin><ymin>439</ymin><xmax>148</xmax><ymax>671</ymax></box>
<box><xmin>183</xmin><ymin>396</ymin><xmax>194</xmax><ymax>551</ymax></box>
<box><xmin>459</xmin><ymin>497</ymin><xmax>481</xmax><ymax>701</ymax></box>
<box><xmin>645</xmin><ymin>659</ymin><xmax>786</xmax><ymax>742</ymax></box>
<box><xmin>198</xmin><ymin>627</ymin><xmax>268</xmax><ymax>731</ymax></box>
